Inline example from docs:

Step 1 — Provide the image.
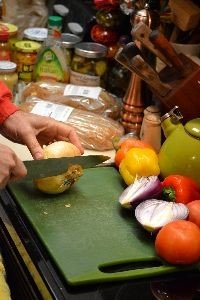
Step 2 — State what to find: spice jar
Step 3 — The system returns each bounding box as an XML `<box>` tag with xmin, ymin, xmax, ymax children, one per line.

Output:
<box><xmin>0</xmin><ymin>61</ymin><xmax>18</xmax><ymax>94</ymax></box>
<box><xmin>61</xmin><ymin>33</ymin><xmax>82</xmax><ymax>67</ymax></box>
<box><xmin>70</xmin><ymin>42</ymin><xmax>108</xmax><ymax>87</ymax></box>
<box><xmin>15</xmin><ymin>40</ymin><xmax>41</xmax><ymax>82</ymax></box>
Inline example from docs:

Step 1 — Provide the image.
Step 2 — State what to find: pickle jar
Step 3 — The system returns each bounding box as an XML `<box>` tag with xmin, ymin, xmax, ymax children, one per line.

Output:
<box><xmin>0</xmin><ymin>61</ymin><xmax>18</xmax><ymax>94</ymax></box>
<box><xmin>70</xmin><ymin>42</ymin><xmax>108</xmax><ymax>87</ymax></box>
<box><xmin>61</xmin><ymin>33</ymin><xmax>82</xmax><ymax>67</ymax></box>
<box><xmin>15</xmin><ymin>40</ymin><xmax>41</xmax><ymax>83</ymax></box>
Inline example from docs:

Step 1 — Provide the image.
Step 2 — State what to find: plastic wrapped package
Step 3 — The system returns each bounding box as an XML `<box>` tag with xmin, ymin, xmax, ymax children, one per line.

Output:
<box><xmin>21</xmin><ymin>81</ymin><xmax>122</xmax><ymax>119</ymax></box>
<box><xmin>20</xmin><ymin>98</ymin><xmax>124</xmax><ymax>151</ymax></box>
<box><xmin>2</xmin><ymin>0</ymin><xmax>48</xmax><ymax>37</ymax></box>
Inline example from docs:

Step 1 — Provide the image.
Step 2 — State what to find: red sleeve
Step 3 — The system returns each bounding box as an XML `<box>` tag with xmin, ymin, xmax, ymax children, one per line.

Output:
<box><xmin>0</xmin><ymin>81</ymin><xmax>20</xmax><ymax>125</ymax></box>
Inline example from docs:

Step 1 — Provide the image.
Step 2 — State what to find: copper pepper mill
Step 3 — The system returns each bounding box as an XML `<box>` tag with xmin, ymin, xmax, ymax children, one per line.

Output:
<box><xmin>119</xmin><ymin>4</ymin><xmax>159</xmax><ymax>135</ymax></box>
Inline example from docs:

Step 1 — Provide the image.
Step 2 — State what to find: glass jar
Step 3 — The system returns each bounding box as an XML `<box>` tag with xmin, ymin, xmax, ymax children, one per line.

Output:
<box><xmin>61</xmin><ymin>33</ymin><xmax>82</xmax><ymax>67</ymax></box>
<box><xmin>70</xmin><ymin>42</ymin><xmax>108</xmax><ymax>87</ymax></box>
<box><xmin>0</xmin><ymin>60</ymin><xmax>18</xmax><ymax>94</ymax></box>
<box><xmin>15</xmin><ymin>40</ymin><xmax>41</xmax><ymax>82</ymax></box>
<box><xmin>0</xmin><ymin>30</ymin><xmax>11</xmax><ymax>60</ymax></box>
<box><xmin>23</xmin><ymin>27</ymin><xmax>48</xmax><ymax>44</ymax></box>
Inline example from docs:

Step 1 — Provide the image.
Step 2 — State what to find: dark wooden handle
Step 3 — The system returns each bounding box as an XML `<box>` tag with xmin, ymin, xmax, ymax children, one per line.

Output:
<box><xmin>149</xmin><ymin>30</ymin><xmax>185</xmax><ymax>75</ymax></box>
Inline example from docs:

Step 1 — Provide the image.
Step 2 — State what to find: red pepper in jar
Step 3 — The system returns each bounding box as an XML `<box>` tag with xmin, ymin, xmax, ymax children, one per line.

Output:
<box><xmin>162</xmin><ymin>175</ymin><xmax>200</xmax><ymax>204</ymax></box>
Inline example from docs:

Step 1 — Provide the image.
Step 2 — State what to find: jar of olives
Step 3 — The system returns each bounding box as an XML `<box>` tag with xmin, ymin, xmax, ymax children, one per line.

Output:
<box><xmin>70</xmin><ymin>42</ymin><xmax>108</xmax><ymax>87</ymax></box>
<box><xmin>61</xmin><ymin>33</ymin><xmax>82</xmax><ymax>67</ymax></box>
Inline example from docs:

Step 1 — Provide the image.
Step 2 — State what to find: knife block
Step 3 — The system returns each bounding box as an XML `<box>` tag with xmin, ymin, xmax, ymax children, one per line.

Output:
<box><xmin>152</xmin><ymin>53</ymin><xmax>200</xmax><ymax>122</ymax></box>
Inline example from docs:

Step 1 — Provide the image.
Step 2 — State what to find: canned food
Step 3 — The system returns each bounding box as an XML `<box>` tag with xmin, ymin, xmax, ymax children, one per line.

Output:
<box><xmin>0</xmin><ymin>61</ymin><xmax>18</xmax><ymax>94</ymax></box>
<box><xmin>15</xmin><ymin>40</ymin><xmax>41</xmax><ymax>82</ymax></box>
<box><xmin>70</xmin><ymin>42</ymin><xmax>108</xmax><ymax>87</ymax></box>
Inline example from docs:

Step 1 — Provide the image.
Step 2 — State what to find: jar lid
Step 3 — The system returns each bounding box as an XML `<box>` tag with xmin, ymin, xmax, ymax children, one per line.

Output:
<box><xmin>74</xmin><ymin>42</ymin><xmax>107</xmax><ymax>58</ymax></box>
<box><xmin>15</xmin><ymin>40</ymin><xmax>41</xmax><ymax>52</ymax></box>
<box><xmin>48</xmin><ymin>15</ymin><xmax>62</xmax><ymax>27</ymax></box>
<box><xmin>24</xmin><ymin>27</ymin><xmax>48</xmax><ymax>42</ymax></box>
<box><xmin>0</xmin><ymin>61</ymin><xmax>17</xmax><ymax>73</ymax></box>
<box><xmin>185</xmin><ymin>118</ymin><xmax>200</xmax><ymax>139</ymax></box>
<box><xmin>0</xmin><ymin>22</ymin><xmax>18</xmax><ymax>36</ymax></box>
<box><xmin>61</xmin><ymin>33</ymin><xmax>82</xmax><ymax>48</ymax></box>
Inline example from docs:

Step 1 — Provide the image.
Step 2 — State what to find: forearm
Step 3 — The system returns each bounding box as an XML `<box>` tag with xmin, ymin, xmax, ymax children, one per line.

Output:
<box><xmin>0</xmin><ymin>81</ymin><xmax>19</xmax><ymax>126</ymax></box>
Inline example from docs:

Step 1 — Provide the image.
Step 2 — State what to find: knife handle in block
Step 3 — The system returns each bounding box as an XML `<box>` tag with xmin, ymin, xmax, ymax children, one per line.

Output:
<box><xmin>149</xmin><ymin>29</ymin><xmax>185</xmax><ymax>75</ymax></box>
<box><xmin>132</xmin><ymin>22</ymin><xmax>171</xmax><ymax>66</ymax></box>
<box><xmin>131</xmin><ymin>55</ymin><xmax>172</xmax><ymax>97</ymax></box>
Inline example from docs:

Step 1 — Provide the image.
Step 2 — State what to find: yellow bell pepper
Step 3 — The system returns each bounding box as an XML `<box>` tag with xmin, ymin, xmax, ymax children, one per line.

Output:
<box><xmin>119</xmin><ymin>147</ymin><xmax>160</xmax><ymax>185</ymax></box>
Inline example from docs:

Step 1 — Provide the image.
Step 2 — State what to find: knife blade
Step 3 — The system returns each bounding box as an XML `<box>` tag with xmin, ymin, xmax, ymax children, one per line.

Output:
<box><xmin>131</xmin><ymin>22</ymin><xmax>171</xmax><ymax>66</ymax></box>
<box><xmin>23</xmin><ymin>155</ymin><xmax>110</xmax><ymax>180</ymax></box>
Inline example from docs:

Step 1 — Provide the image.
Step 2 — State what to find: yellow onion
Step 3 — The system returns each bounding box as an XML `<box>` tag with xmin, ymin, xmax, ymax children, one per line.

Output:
<box><xmin>34</xmin><ymin>141</ymin><xmax>83</xmax><ymax>194</ymax></box>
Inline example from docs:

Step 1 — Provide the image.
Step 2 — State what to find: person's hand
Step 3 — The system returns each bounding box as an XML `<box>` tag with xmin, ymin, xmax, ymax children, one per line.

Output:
<box><xmin>1</xmin><ymin>110</ymin><xmax>84</xmax><ymax>159</ymax></box>
<box><xmin>0</xmin><ymin>144</ymin><xmax>27</xmax><ymax>189</ymax></box>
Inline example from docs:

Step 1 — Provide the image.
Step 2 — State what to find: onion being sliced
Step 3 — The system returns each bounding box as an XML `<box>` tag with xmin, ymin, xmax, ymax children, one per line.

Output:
<box><xmin>135</xmin><ymin>199</ymin><xmax>189</xmax><ymax>232</ymax></box>
<box><xmin>119</xmin><ymin>176</ymin><xmax>162</xmax><ymax>209</ymax></box>
<box><xmin>34</xmin><ymin>141</ymin><xmax>83</xmax><ymax>194</ymax></box>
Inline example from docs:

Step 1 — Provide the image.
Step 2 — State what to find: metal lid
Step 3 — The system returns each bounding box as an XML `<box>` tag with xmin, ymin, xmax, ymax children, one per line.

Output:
<box><xmin>74</xmin><ymin>42</ymin><xmax>107</xmax><ymax>58</ymax></box>
<box><xmin>0</xmin><ymin>61</ymin><xmax>17</xmax><ymax>73</ymax></box>
<box><xmin>61</xmin><ymin>33</ymin><xmax>82</xmax><ymax>49</ymax></box>
<box><xmin>0</xmin><ymin>22</ymin><xmax>18</xmax><ymax>36</ymax></box>
<box><xmin>15</xmin><ymin>40</ymin><xmax>41</xmax><ymax>52</ymax></box>
<box><xmin>185</xmin><ymin>118</ymin><xmax>200</xmax><ymax>139</ymax></box>
<box><xmin>24</xmin><ymin>27</ymin><xmax>48</xmax><ymax>42</ymax></box>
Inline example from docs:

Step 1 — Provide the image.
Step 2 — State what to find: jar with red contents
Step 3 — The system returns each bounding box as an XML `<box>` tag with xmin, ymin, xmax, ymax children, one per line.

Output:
<box><xmin>0</xmin><ymin>30</ymin><xmax>11</xmax><ymax>61</ymax></box>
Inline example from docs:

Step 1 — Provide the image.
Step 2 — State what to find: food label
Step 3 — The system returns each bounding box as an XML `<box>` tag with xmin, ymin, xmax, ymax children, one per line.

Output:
<box><xmin>70</xmin><ymin>70</ymin><xmax>100</xmax><ymax>86</ymax></box>
<box><xmin>31</xmin><ymin>101</ymin><xmax>74</xmax><ymax>122</ymax></box>
<box><xmin>64</xmin><ymin>84</ymin><xmax>102</xmax><ymax>100</ymax></box>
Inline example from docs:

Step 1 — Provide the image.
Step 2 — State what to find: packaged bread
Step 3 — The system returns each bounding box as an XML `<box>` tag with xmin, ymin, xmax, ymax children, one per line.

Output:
<box><xmin>20</xmin><ymin>97</ymin><xmax>124</xmax><ymax>151</ymax></box>
<box><xmin>21</xmin><ymin>81</ymin><xmax>121</xmax><ymax>119</ymax></box>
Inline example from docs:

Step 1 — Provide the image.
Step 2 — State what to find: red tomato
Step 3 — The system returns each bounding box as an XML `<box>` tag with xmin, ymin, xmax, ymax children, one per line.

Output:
<box><xmin>155</xmin><ymin>220</ymin><xmax>200</xmax><ymax>265</ymax></box>
<box><xmin>114</xmin><ymin>139</ymin><xmax>152</xmax><ymax>167</ymax></box>
<box><xmin>187</xmin><ymin>200</ymin><xmax>200</xmax><ymax>228</ymax></box>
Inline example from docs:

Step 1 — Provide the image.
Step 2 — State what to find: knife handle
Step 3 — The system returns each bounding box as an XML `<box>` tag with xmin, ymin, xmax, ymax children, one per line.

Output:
<box><xmin>131</xmin><ymin>55</ymin><xmax>172</xmax><ymax>97</ymax></box>
<box><xmin>132</xmin><ymin>22</ymin><xmax>171</xmax><ymax>66</ymax></box>
<box><xmin>149</xmin><ymin>29</ymin><xmax>185</xmax><ymax>75</ymax></box>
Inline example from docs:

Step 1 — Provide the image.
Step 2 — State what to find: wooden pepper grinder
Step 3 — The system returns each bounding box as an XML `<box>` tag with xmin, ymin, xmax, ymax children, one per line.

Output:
<box><xmin>120</xmin><ymin>2</ymin><xmax>160</xmax><ymax>135</ymax></box>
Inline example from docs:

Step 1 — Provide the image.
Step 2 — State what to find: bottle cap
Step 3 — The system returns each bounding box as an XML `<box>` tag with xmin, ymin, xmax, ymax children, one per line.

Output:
<box><xmin>48</xmin><ymin>16</ymin><xmax>62</xmax><ymax>27</ymax></box>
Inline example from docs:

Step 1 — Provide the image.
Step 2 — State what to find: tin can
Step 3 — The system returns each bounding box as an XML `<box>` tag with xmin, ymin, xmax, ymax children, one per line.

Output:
<box><xmin>15</xmin><ymin>40</ymin><xmax>41</xmax><ymax>82</ymax></box>
<box><xmin>0</xmin><ymin>60</ymin><xmax>18</xmax><ymax>94</ymax></box>
<box><xmin>70</xmin><ymin>42</ymin><xmax>108</xmax><ymax>87</ymax></box>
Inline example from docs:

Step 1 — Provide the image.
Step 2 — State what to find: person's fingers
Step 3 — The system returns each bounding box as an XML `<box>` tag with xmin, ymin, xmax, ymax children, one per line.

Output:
<box><xmin>58</xmin><ymin>124</ymin><xmax>84</xmax><ymax>154</ymax></box>
<box><xmin>22</xmin><ymin>134</ymin><xmax>45</xmax><ymax>160</ymax></box>
<box><xmin>10</xmin><ymin>158</ymin><xmax>27</xmax><ymax>182</ymax></box>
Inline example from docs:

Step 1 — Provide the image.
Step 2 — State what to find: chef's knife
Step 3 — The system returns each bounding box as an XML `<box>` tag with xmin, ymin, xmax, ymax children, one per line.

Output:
<box><xmin>131</xmin><ymin>22</ymin><xmax>171</xmax><ymax>66</ymax></box>
<box><xmin>149</xmin><ymin>29</ymin><xmax>185</xmax><ymax>76</ymax></box>
<box><xmin>23</xmin><ymin>155</ymin><xmax>110</xmax><ymax>180</ymax></box>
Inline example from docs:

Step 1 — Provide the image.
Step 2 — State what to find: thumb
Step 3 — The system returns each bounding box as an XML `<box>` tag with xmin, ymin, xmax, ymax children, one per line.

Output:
<box><xmin>24</xmin><ymin>136</ymin><xmax>44</xmax><ymax>160</ymax></box>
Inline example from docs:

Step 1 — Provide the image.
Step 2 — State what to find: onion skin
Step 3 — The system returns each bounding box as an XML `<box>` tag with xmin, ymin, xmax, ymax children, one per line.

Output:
<box><xmin>34</xmin><ymin>141</ymin><xmax>83</xmax><ymax>194</ymax></box>
<box><xmin>119</xmin><ymin>176</ymin><xmax>162</xmax><ymax>209</ymax></box>
<box><xmin>135</xmin><ymin>199</ymin><xmax>189</xmax><ymax>232</ymax></box>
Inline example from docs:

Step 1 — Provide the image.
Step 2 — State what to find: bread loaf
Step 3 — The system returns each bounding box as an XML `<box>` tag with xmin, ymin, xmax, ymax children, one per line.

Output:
<box><xmin>20</xmin><ymin>98</ymin><xmax>124</xmax><ymax>151</ymax></box>
<box><xmin>21</xmin><ymin>81</ymin><xmax>121</xmax><ymax>119</ymax></box>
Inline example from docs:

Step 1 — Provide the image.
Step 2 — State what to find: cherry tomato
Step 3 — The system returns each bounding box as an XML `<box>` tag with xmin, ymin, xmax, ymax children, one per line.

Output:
<box><xmin>187</xmin><ymin>200</ymin><xmax>200</xmax><ymax>228</ymax></box>
<box><xmin>155</xmin><ymin>220</ymin><xmax>200</xmax><ymax>265</ymax></box>
<box><xmin>114</xmin><ymin>139</ymin><xmax>152</xmax><ymax>167</ymax></box>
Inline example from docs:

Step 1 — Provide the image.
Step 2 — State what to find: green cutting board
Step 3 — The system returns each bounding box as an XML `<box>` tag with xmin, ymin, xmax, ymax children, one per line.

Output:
<box><xmin>8</xmin><ymin>167</ymin><xmax>196</xmax><ymax>286</ymax></box>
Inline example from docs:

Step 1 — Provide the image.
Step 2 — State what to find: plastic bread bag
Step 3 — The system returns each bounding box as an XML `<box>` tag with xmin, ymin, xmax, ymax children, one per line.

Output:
<box><xmin>21</xmin><ymin>81</ymin><xmax>122</xmax><ymax>119</ymax></box>
<box><xmin>19</xmin><ymin>97</ymin><xmax>124</xmax><ymax>151</ymax></box>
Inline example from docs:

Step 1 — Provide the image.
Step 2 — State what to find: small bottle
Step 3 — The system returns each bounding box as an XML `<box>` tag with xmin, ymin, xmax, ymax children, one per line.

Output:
<box><xmin>0</xmin><ymin>61</ymin><xmax>18</xmax><ymax>95</ymax></box>
<box><xmin>48</xmin><ymin>16</ymin><xmax>62</xmax><ymax>39</ymax></box>
<box><xmin>140</xmin><ymin>105</ymin><xmax>161</xmax><ymax>153</ymax></box>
